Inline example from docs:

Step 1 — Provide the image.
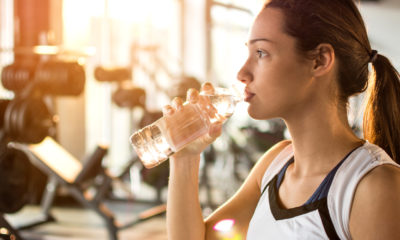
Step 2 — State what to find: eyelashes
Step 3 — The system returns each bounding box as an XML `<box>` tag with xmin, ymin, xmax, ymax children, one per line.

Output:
<box><xmin>256</xmin><ymin>49</ymin><xmax>268</xmax><ymax>58</ymax></box>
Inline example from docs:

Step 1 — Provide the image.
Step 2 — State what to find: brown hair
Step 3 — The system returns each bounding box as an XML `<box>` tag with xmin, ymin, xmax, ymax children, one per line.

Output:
<box><xmin>265</xmin><ymin>0</ymin><xmax>400</xmax><ymax>163</ymax></box>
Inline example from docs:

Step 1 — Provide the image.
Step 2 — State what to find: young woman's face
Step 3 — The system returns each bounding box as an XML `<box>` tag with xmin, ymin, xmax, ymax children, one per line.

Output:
<box><xmin>237</xmin><ymin>7</ymin><xmax>317</xmax><ymax>120</ymax></box>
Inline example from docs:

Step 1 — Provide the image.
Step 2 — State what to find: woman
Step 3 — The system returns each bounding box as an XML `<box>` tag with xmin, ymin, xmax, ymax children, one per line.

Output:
<box><xmin>164</xmin><ymin>0</ymin><xmax>400</xmax><ymax>239</ymax></box>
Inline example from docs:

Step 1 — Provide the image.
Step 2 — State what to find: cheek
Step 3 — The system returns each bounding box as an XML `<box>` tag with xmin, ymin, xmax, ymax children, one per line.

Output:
<box><xmin>256</xmin><ymin>64</ymin><xmax>301</xmax><ymax>100</ymax></box>
<box><xmin>269</xmin><ymin>59</ymin><xmax>311</xmax><ymax>95</ymax></box>
<box><xmin>250</xmin><ymin>61</ymin><xmax>312</xmax><ymax>117</ymax></box>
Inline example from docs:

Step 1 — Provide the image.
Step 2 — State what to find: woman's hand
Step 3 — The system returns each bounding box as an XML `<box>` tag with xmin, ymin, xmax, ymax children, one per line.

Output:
<box><xmin>162</xmin><ymin>82</ymin><xmax>224</xmax><ymax>160</ymax></box>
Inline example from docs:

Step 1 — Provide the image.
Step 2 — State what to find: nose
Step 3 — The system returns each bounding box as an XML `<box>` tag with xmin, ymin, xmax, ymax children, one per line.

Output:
<box><xmin>237</xmin><ymin>60</ymin><xmax>252</xmax><ymax>85</ymax></box>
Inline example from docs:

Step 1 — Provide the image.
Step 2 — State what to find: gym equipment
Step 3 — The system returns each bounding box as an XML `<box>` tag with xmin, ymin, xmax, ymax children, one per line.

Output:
<box><xmin>0</xmin><ymin>58</ymin><xmax>85</xmax><ymax>144</ymax></box>
<box><xmin>94</xmin><ymin>67</ymin><xmax>169</xmax><ymax>198</ymax></box>
<box><xmin>94</xmin><ymin>66</ymin><xmax>131</xmax><ymax>82</ymax></box>
<box><xmin>1</xmin><ymin>63</ymin><xmax>35</xmax><ymax>93</ymax></box>
<box><xmin>0</xmin><ymin>58</ymin><xmax>86</xmax><ymax>239</ymax></box>
<box><xmin>0</xmin><ymin>98</ymin><xmax>40</xmax><ymax>214</ymax></box>
<box><xmin>8</xmin><ymin>137</ymin><xmax>166</xmax><ymax>240</ymax></box>
<box><xmin>3</xmin><ymin>97</ymin><xmax>55</xmax><ymax>144</ymax></box>
<box><xmin>8</xmin><ymin>137</ymin><xmax>112</xmax><ymax>239</ymax></box>
<box><xmin>34</xmin><ymin>61</ymin><xmax>85</xmax><ymax>96</ymax></box>
<box><xmin>0</xmin><ymin>145</ymin><xmax>32</xmax><ymax>214</ymax></box>
<box><xmin>94</xmin><ymin>45</ymin><xmax>202</xmax><ymax>201</ymax></box>
<box><xmin>112</xmin><ymin>84</ymin><xmax>146</xmax><ymax>109</ymax></box>
<box><xmin>0</xmin><ymin>100</ymin><xmax>11</xmax><ymax>130</ymax></box>
<box><xmin>94</xmin><ymin>66</ymin><xmax>146</xmax><ymax>110</ymax></box>
<box><xmin>1</xmin><ymin>60</ymin><xmax>85</xmax><ymax>96</ymax></box>
<box><xmin>0</xmin><ymin>216</ymin><xmax>23</xmax><ymax>240</ymax></box>
<box><xmin>0</xmin><ymin>58</ymin><xmax>85</xmax><ymax>145</ymax></box>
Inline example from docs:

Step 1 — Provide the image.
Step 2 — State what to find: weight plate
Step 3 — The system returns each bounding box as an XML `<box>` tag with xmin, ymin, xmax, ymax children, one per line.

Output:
<box><xmin>3</xmin><ymin>99</ymin><xmax>15</xmax><ymax>137</ymax></box>
<box><xmin>0</xmin><ymin>99</ymin><xmax>11</xmax><ymax>129</ymax></box>
<box><xmin>16</xmin><ymin>99</ymin><xmax>28</xmax><ymax>142</ymax></box>
<box><xmin>17</xmin><ymin>98</ymin><xmax>53</xmax><ymax>143</ymax></box>
<box><xmin>4</xmin><ymin>99</ymin><xmax>21</xmax><ymax>139</ymax></box>
<box><xmin>0</xmin><ymin>147</ymin><xmax>31</xmax><ymax>213</ymax></box>
<box><xmin>11</xmin><ymin>99</ymin><xmax>23</xmax><ymax>141</ymax></box>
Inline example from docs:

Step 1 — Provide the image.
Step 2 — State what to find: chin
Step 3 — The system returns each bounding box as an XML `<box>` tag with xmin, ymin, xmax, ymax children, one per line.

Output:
<box><xmin>247</xmin><ymin>106</ymin><xmax>275</xmax><ymax>120</ymax></box>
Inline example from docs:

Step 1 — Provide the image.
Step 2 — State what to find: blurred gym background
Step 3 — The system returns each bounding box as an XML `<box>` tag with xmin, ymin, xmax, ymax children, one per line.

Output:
<box><xmin>0</xmin><ymin>0</ymin><xmax>399</xmax><ymax>239</ymax></box>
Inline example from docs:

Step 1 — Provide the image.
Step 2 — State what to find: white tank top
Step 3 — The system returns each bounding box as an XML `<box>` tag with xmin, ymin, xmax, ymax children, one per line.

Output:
<box><xmin>246</xmin><ymin>142</ymin><xmax>399</xmax><ymax>239</ymax></box>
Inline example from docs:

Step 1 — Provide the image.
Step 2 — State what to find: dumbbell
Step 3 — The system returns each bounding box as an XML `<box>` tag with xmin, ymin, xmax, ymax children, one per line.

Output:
<box><xmin>112</xmin><ymin>85</ymin><xmax>146</xmax><ymax>109</ymax></box>
<box><xmin>94</xmin><ymin>66</ymin><xmax>131</xmax><ymax>82</ymax></box>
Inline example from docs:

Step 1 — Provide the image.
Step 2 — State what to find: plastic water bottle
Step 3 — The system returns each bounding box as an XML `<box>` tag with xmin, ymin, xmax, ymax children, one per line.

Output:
<box><xmin>130</xmin><ymin>87</ymin><xmax>242</xmax><ymax>168</ymax></box>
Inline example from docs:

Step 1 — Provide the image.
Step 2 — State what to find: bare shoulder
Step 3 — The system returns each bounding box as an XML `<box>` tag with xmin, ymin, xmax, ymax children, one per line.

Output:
<box><xmin>349</xmin><ymin>163</ymin><xmax>400</xmax><ymax>240</ymax></box>
<box><xmin>253</xmin><ymin>139</ymin><xmax>292</xmax><ymax>188</ymax></box>
<box><xmin>203</xmin><ymin>140</ymin><xmax>291</xmax><ymax>239</ymax></box>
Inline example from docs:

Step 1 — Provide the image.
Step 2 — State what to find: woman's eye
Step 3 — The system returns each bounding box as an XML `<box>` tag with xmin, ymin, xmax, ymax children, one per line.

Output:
<box><xmin>256</xmin><ymin>49</ymin><xmax>267</xmax><ymax>58</ymax></box>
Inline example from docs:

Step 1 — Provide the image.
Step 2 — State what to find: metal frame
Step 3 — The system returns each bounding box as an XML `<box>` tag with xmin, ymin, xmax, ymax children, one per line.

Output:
<box><xmin>7</xmin><ymin>140</ymin><xmax>167</xmax><ymax>240</ymax></box>
<box><xmin>10</xmin><ymin>142</ymin><xmax>118</xmax><ymax>240</ymax></box>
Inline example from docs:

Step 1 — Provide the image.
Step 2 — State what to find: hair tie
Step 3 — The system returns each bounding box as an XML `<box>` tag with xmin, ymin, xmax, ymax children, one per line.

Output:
<box><xmin>369</xmin><ymin>50</ymin><xmax>378</xmax><ymax>63</ymax></box>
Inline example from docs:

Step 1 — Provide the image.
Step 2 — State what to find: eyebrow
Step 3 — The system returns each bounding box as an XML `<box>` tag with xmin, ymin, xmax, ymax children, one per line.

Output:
<box><xmin>245</xmin><ymin>38</ymin><xmax>275</xmax><ymax>46</ymax></box>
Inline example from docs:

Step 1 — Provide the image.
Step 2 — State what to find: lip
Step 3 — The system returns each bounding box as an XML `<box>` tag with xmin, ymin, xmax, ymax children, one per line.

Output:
<box><xmin>244</xmin><ymin>88</ymin><xmax>255</xmax><ymax>102</ymax></box>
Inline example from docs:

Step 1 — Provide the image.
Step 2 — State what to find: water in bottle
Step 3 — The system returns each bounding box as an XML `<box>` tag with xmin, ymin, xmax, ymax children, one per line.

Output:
<box><xmin>130</xmin><ymin>87</ymin><xmax>242</xmax><ymax>168</ymax></box>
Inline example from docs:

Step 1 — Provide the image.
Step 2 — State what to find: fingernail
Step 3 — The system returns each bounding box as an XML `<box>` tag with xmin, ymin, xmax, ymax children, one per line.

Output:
<box><xmin>163</xmin><ymin>106</ymin><xmax>173</xmax><ymax>115</ymax></box>
<box><xmin>188</xmin><ymin>91</ymin><xmax>198</xmax><ymax>102</ymax></box>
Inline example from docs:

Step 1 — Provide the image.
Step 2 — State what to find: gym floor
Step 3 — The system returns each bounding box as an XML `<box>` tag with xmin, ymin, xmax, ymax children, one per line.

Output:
<box><xmin>5</xmin><ymin>201</ymin><xmax>167</xmax><ymax>240</ymax></box>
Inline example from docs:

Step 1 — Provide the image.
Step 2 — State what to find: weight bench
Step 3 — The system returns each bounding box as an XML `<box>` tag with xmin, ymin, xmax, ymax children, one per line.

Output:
<box><xmin>8</xmin><ymin>137</ymin><xmax>118</xmax><ymax>239</ymax></box>
<box><xmin>9</xmin><ymin>137</ymin><xmax>166</xmax><ymax>240</ymax></box>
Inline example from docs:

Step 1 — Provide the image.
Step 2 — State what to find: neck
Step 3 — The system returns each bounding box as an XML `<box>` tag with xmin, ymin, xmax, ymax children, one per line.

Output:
<box><xmin>284</xmin><ymin>103</ymin><xmax>363</xmax><ymax>177</ymax></box>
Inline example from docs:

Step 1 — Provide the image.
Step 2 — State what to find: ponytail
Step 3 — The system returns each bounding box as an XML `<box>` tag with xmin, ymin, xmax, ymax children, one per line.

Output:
<box><xmin>363</xmin><ymin>54</ymin><xmax>400</xmax><ymax>163</ymax></box>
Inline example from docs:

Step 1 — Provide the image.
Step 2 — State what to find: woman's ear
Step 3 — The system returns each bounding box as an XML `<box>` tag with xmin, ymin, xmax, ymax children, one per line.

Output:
<box><xmin>311</xmin><ymin>43</ymin><xmax>335</xmax><ymax>77</ymax></box>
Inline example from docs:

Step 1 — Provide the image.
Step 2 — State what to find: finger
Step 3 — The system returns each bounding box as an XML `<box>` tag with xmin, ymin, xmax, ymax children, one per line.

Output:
<box><xmin>162</xmin><ymin>105</ymin><xmax>175</xmax><ymax>116</ymax></box>
<box><xmin>172</xmin><ymin>97</ymin><xmax>184</xmax><ymax>111</ymax></box>
<box><xmin>208</xmin><ymin>121</ymin><xmax>223</xmax><ymax>139</ymax></box>
<box><xmin>201</xmin><ymin>82</ymin><xmax>215</xmax><ymax>95</ymax></box>
<box><xmin>186</xmin><ymin>88</ymin><xmax>200</xmax><ymax>104</ymax></box>
<box><xmin>198</xmin><ymin>94</ymin><xmax>217</xmax><ymax>116</ymax></box>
